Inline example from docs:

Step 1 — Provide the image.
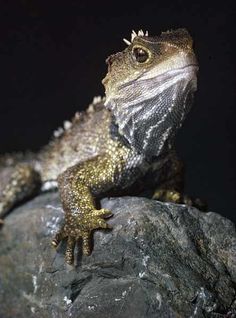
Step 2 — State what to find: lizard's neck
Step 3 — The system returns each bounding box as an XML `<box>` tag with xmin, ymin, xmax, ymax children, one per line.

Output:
<box><xmin>109</xmin><ymin>114</ymin><xmax>130</xmax><ymax>145</ymax></box>
<box><xmin>106</xmin><ymin>77</ymin><xmax>195</xmax><ymax>158</ymax></box>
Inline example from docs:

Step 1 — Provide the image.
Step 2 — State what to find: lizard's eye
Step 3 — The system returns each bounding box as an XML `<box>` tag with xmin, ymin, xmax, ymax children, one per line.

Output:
<box><xmin>132</xmin><ymin>46</ymin><xmax>150</xmax><ymax>63</ymax></box>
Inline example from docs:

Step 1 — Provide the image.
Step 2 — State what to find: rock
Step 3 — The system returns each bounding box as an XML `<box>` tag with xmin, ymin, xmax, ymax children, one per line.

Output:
<box><xmin>0</xmin><ymin>193</ymin><xmax>235</xmax><ymax>318</ymax></box>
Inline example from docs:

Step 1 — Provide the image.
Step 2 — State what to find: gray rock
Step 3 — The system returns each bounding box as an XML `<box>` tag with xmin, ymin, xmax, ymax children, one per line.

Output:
<box><xmin>0</xmin><ymin>193</ymin><xmax>235</xmax><ymax>318</ymax></box>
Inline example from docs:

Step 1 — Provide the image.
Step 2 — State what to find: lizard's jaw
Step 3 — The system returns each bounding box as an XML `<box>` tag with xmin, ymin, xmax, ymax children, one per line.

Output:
<box><xmin>105</xmin><ymin>62</ymin><xmax>198</xmax><ymax>157</ymax></box>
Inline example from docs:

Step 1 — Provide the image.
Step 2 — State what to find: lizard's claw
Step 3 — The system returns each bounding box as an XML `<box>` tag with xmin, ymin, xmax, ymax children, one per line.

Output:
<box><xmin>52</xmin><ymin>208</ymin><xmax>112</xmax><ymax>265</ymax></box>
<box><xmin>51</xmin><ymin>225</ymin><xmax>65</xmax><ymax>248</ymax></box>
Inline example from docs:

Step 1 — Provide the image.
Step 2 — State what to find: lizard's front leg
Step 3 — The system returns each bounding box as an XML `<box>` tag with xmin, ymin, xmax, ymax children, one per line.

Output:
<box><xmin>52</xmin><ymin>154</ymin><xmax>120</xmax><ymax>265</ymax></box>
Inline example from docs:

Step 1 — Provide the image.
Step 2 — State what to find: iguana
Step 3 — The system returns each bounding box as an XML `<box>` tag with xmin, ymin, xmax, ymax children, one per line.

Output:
<box><xmin>0</xmin><ymin>28</ymin><xmax>201</xmax><ymax>265</ymax></box>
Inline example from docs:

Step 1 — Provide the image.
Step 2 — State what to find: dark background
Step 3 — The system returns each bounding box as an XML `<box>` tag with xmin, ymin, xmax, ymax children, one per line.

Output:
<box><xmin>0</xmin><ymin>1</ymin><xmax>235</xmax><ymax>222</ymax></box>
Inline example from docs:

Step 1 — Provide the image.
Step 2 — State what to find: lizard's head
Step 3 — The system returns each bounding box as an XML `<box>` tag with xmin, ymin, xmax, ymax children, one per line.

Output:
<box><xmin>102</xmin><ymin>28</ymin><xmax>198</xmax><ymax>157</ymax></box>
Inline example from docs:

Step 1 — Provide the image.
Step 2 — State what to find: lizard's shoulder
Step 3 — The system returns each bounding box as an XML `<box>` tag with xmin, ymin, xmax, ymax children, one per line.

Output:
<box><xmin>52</xmin><ymin>96</ymin><xmax>108</xmax><ymax>139</ymax></box>
<box><xmin>38</xmin><ymin>96</ymin><xmax>112</xmax><ymax>181</ymax></box>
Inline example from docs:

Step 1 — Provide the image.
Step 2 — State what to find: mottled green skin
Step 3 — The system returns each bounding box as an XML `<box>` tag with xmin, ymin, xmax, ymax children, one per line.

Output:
<box><xmin>0</xmin><ymin>102</ymin><xmax>172</xmax><ymax>263</ymax></box>
<box><xmin>0</xmin><ymin>29</ymin><xmax>199</xmax><ymax>264</ymax></box>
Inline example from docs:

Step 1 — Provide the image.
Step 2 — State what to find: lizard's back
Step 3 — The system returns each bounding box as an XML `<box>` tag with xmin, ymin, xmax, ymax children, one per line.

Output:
<box><xmin>38</xmin><ymin>99</ymin><xmax>112</xmax><ymax>182</ymax></box>
<box><xmin>0</xmin><ymin>99</ymin><xmax>114</xmax><ymax>217</ymax></box>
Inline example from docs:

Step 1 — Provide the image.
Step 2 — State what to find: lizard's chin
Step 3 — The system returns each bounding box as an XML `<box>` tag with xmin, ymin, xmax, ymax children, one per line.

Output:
<box><xmin>105</xmin><ymin>62</ymin><xmax>198</xmax><ymax>107</ymax></box>
<box><xmin>104</xmin><ymin>64</ymin><xmax>198</xmax><ymax>157</ymax></box>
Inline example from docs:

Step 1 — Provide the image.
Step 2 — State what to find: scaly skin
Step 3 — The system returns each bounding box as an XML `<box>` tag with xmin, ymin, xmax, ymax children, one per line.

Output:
<box><xmin>0</xmin><ymin>29</ymin><xmax>201</xmax><ymax>264</ymax></box>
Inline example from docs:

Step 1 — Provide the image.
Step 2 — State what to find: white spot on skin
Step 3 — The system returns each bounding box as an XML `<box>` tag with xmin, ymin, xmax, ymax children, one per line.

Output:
<box><xmin>64</xmin><ymin>120</ymin><xmax>72</xmax><ymax>130</ymax></box>
<box><xmin>53</xmin><ymin>127</ymin><xmax>64</xmax><ymax>138</ymax></box>
<box><xmin>31</xmin><ymin>307</ymin><xmax>36</xmax><ymax>313</ymax></box>
<box><xmin>88</xmin><ymin>305</ymin><xmax>96</xmax><ymax>311</ymax></box>
<box><xmin>115</xmin><ymin>298</ymin><xmax>121</xmax><ymax>302</ymax></box>
<box><xmin>92</xmin><ymin>96</ymin><xmax>102</xmax><ymax>104</ymax></box>
<box><xmin>64</xmin><ymin>296</ymin><xmax>72</xmax><ymax>305</ymax></box>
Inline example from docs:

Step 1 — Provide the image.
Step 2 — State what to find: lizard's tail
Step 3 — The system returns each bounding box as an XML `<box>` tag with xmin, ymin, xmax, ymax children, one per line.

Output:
<box><xmin>0</xmin><ymin>151</ymin><xmax>37</xmax><ymax>168</ymax></box>
<box><xmin>0</xmin><ymin>162</ymin><xmax>41</xmax><ymax>224</ymax></box>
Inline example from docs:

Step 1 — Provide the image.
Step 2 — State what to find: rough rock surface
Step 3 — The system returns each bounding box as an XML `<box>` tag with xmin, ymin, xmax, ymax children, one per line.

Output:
<box><xmin>0</xmin><ymin>193</ymin><xmax>236</xmax><ymax>318</ymax></box>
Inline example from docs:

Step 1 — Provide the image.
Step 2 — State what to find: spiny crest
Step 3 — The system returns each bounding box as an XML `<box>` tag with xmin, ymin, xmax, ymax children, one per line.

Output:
<box><xmin>92</xmin><ymin>95</ymin><xmax>103</xmax><ymax>105</ymax></box>
<box><xmin>123</xmin><ymin>29</ymin><xmax>149</xmax><ymax>46</ymax></box>
<box><xmin>87</xmin><ymin>95</ymin><xmax>105</xmax><ymax>113</ymax></box>
<box><xmin>53</xmin><ymin>120</ymin><xmax>72</xmax><ymax>138</ymax></box>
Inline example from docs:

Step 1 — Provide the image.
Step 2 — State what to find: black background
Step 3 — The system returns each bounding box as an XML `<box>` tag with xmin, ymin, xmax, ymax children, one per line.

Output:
<box><xmin>0</xmin><ymin>1</ymin><xmax>235</xmax><ymax>222</ymax></box>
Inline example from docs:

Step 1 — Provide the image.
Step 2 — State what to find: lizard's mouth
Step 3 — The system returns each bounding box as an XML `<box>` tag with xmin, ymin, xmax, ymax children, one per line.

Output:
<box><xmin>109</xmin><ymin>63</ymin><xmax>198</xmax><ymax>95</ymax></box>
<box><xmin>138</xmin><ymin>62</ymin><xmax>198</xmax><ymax>84</ymax></box>
<box><xmin>152</xmin><ymin>63</ymin><xmax>199</xmax><ymax>91</ymax></box>
<box><xmin>164</xmin><ymin>64</ymin><xmax>199</xmax><ymax>83</ymax></box>
<box><xmin>161</xmin><ymin>63</ymin><xmax>199</xmax><ymax>77</ymax></box>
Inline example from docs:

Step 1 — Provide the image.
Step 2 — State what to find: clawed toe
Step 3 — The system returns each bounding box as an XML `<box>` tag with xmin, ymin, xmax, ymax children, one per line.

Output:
<box><xmin>51</xmin><ymin>227</ymin><xmax>65</xmax><ymax>248</ymax></box>
<box><xmin>51</xmin><ymin>208</ymin><xmax>113</xmax><ymax>265</ymax></box>
<box><xmin>91</xmin><ymin>208</ymin><xmax>113</xmax><ymax>218</ymax></box>
<box><xmin>82</xmin><ymin>231</ymin><xmax>91</xmax><ymax>256</ymax></box>
<box><xmin>65</xmin><ymin>237</ymin><xmax>76</xmax><ymax>265</ymax></box>
<box><xmin>96</xmin><ymin>218</ymin><xmax>110</xmax><ymax>229</ymax></box>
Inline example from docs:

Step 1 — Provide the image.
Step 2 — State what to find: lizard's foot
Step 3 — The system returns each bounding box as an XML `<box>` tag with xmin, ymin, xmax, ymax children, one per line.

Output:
<box><xmin>0</xmin><ymin>218</ymin><xmax>4</xmax><ymax>226</ymax></box>
<box><xmin>52</xmin><ymin>208</ymin><xmax>112</xmax><ymax>265</ymax></box>
<box><xmin>153</xmin><ymin>189</ymin><xmax>207</xmax><ymax>211</ymax></box>
<box><xmin>153</xmin><ymin>189</ymin><xmax>182</xmax><ymax>204</ymax></box>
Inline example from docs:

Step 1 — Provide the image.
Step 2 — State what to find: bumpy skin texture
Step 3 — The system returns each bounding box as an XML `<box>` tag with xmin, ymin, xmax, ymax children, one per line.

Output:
<box><xmin>0</xmin><ymin>29</ymin><xmax>199</xmax><ymax>264</ymax></box>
